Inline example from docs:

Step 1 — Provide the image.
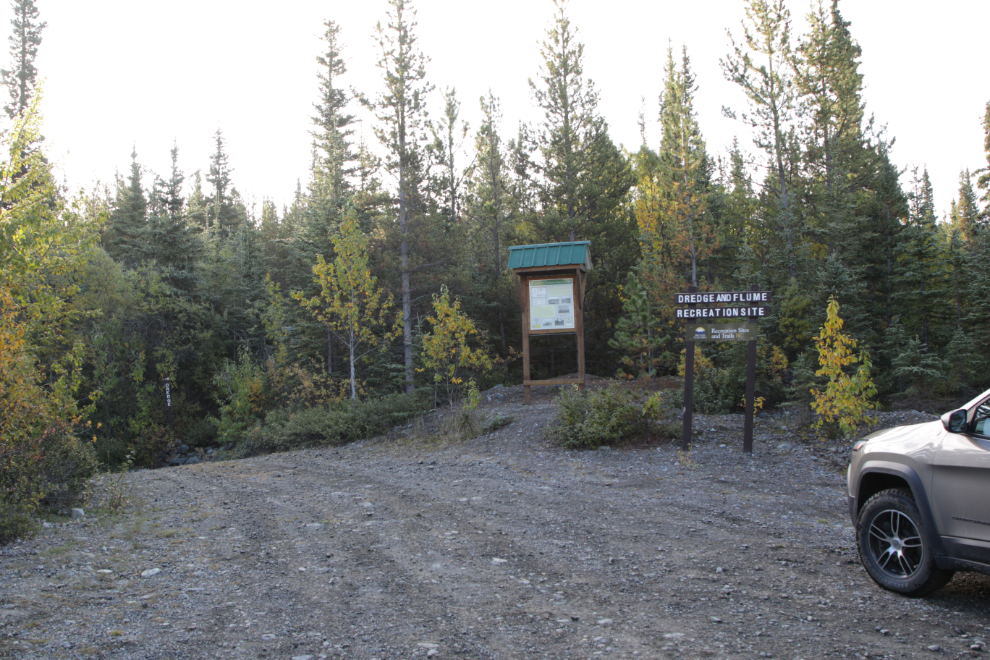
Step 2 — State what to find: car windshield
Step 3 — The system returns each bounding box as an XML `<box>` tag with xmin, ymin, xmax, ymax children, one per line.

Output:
<box><xmin>956</xmin><ymin>388</ymin><xmax>990</xmax><ymax>414</ymax></box>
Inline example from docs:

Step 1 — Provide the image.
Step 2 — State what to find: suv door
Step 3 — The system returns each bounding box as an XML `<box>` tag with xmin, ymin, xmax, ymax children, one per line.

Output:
<box><xmin>931</xmin><ymin>397</ymin><xmax>990</xmax><ymax>564</ymax></box>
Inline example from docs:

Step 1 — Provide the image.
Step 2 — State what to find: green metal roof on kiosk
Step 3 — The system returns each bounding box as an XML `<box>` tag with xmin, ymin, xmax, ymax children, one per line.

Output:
<box><xmin>507</xmin><ymin>241</ymin><xmax>592</xmax><ymax>271</ymax></box>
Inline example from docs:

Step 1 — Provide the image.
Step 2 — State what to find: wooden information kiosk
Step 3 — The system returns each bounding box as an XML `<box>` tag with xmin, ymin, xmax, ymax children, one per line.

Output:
<box><xmin>508</xmin><ymin>241</ymin><xmax>591</xmax><ymax>405</ymax></box>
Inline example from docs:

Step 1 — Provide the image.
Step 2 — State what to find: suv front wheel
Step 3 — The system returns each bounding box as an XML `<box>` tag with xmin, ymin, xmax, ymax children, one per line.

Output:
<box><xmin>856</xmin><ymin>488</ymin><xmax>953</xmax><ymax>596</ymax></box>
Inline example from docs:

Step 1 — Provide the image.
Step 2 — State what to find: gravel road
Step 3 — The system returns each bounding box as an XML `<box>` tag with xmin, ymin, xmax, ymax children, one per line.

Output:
<box><xmin>2</xmin><ymin>386</ymin><xmax>989</xmax><ymax>659</ymax></box>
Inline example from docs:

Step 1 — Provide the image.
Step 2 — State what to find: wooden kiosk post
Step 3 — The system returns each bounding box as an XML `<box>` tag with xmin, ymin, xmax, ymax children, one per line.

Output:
<box><xmin>508</xmin><ymin>241</ymin><xmax>591</xmax><ymax>405</ymax></box>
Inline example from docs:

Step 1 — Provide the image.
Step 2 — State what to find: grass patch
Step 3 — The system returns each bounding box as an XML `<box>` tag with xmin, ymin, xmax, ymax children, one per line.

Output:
<box><xmin>482</xmin><ymin>413</ymin><xmax>514</xmax><ymax>434</ymax></box>
<box><xmin>230</xmin><ymin>391</ymin><xmax>431</xmax><ymax>458</ymax></box>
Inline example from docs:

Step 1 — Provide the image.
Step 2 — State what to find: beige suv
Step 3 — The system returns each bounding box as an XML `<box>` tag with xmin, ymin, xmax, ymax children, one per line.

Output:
<box><xmin>848</xmin><ymin>390</ymin><xmax>990</xmax><ymax>596</ymax></box>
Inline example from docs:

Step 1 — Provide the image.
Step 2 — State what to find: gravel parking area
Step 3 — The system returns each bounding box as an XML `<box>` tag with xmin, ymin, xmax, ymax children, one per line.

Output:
<box><xmin>2</xmin><ymin>386</ymin><xmax>989</xmax><ymax>659</ymax></box>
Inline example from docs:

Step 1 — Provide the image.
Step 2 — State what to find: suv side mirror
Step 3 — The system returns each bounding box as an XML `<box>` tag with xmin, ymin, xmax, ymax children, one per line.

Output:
<box><xmin>942</xmin><ymin>409</ymin><xmax>968</xmax><ymax>433</ymax></box>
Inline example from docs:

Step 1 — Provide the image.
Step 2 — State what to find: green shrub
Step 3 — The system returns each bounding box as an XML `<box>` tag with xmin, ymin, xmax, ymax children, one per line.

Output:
<box><xmin>38</xmin><ymin>427</ymin><xmax>99</xmax><ymax>510</ymax></box>
<box><xmin>1</xmin><ymin>424</ymin><xmax>98</xmax><ymax>544</ymax></box>
<box><xmin>546</xmin><ymin>383</ymin><xmax>646</xmax><ymax>449</ymax></box>
<box><xmin>674</xmin><ymin>342</ymin><xmax>791</xmax><ymax>415</ymax></box>
<box><xmin>211</xmin><ymin>350</ymin><xmax>268</xmax><ymax>446</ymax></box>
<box><xmin>642</xmin><ymin>391</ymin><xmax>681</xmax><ymax>443</ymax></box>
<box><xmin>231</xmin><ymin>392</ymin><xmax>430</xmax><ymax>457</ymax></box>
<box><xmin>128</xmin><ymin>423</ymin><xmax>172</xmax><ymax>469</ymax></box>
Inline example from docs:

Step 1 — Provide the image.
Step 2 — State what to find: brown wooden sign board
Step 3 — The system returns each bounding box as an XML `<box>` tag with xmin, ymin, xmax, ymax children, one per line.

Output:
<box><xmin>679</xmin><ymin>286</ymin><xmax>769</xmax><ymax>454</ymax></box>
<box><xmin>512</xmin><ymin>251</ymin><xmax>589</xmax><ymax>405</ymax></box>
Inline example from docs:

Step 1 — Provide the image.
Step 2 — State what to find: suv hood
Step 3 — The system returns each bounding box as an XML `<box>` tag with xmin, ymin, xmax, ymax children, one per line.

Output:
<box><xmin>859</xmin><ymin>419</ymin><xmax>942</xmax><ymax>451</ymax></box>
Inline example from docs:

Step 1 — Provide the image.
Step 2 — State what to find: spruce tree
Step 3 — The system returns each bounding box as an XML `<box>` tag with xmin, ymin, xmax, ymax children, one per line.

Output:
<box><xmin>608</xmin><ymin>270</ymin><xmax>670</xmax><ymax>381</ymax></box>
<box><xmin>206</xmin><ymin>130</ymin><xmax>244</xmax><ymax>238</ymax></box>
<box><xmin>657</xmin><ymin>45</ymin><xmax>713</xmax><ymax>288</ymax></box>
<box><xmin>852</xmin><ymin>142</ymin><xmax>907</xmax><ymax>331</ymax></box>
<box><xmin>303</xmin><ymin>20</ymin><xmax>356</xmax><ymax>264</ymax></box>
<box><xmin>527</xmin><ymin>0</ymin><xmax>634</xmax><ymax>372</ymax></box>
<box><xmin>1</xmin><ymin>0</ymin><xmax>44</xmax><ymax>119</ymax></box>
<box><xmin>977</xmin><ymin>101</ymin><xmax>990</xmax><ymax>218</ymax></box>
<box><xmin>722</xmin><ymin>0</ymin><xmax>799</xmax><ymax>277</ymax></box>
<box><xmin>463</xmin><ymin>92</ymin><xmax>515</xmax><ymax>353</ymax></box>
<box><xmin>794</xmin><ymin>0</ymin><xmax>870</xmax><ymax>254</ymax></box>
<box><xmin>528</xmin><ymin>0</ymin><xmax>629</xmax><ymax>245</ymax></box>
<box><xmin>104</xmin><ymin>148</ymin><xmax>148</xmax><ymax>267</ymax></box>
<box><xmin>145</xmin><ymin>145</ymin><xmax>199</xmax><ymax>293</ymax></box>
<box><xmin>311</xmin><ymin>20</ymin><xmax>355</xmax><ymax>206</ymax></box>
<box><xmin>892</xmin><ymin>169</ymin><xmax>949</xmax><ymax>350</ymax></box>
<box><xmin>948</xmin><ymin>169</ymin><xmax>979</xmax><ymax>242</ymax></box>
<box><xmin>366</xmin><ymin>0</ymin><xmax>433</xmax><ymax>394</ymax></box>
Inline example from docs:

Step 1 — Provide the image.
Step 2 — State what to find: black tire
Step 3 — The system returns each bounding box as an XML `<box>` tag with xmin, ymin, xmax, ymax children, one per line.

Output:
<box><xmin>856</xmin><ymin>488</ymin><xmax>953</xmax><ymax>597</ymax></box>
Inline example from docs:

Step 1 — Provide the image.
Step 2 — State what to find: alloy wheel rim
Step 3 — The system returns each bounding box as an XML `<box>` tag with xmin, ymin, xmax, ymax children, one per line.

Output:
<box><xmin>868</xmin><ymin>509</ymin><xmax>924</xmax><ymax>579</ymax></box>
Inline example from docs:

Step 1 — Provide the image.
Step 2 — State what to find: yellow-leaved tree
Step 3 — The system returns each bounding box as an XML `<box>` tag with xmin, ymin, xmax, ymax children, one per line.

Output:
<box><xmin>1</xmin><ymin>93</ymin><xmax>98</xmax><ymax>541</ymax></box>
<box><xmin>811</xmin><ymin>296</ymin><xmax>877</xmax><ymax>438</ymax></box>
<box><xmin>421</xmin><ymin>286</ymin><xmax>492</xmax><ymax>408</ymax></box>
<box><xmin>294</xmin><ymin>211</ymin><xmax>402</xmax><ymax>400</ymax></box>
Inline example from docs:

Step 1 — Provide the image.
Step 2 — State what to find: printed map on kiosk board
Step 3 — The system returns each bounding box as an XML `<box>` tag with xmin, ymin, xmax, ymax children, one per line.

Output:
<box><xmin>529</xmin><ymin>278</ymin><xmax>575</xmax><ymax>330</ymax></box>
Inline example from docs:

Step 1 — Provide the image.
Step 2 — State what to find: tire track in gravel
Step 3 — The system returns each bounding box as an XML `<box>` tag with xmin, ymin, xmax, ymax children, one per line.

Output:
<box><xmin>160</xmin><ymin>452</ymin><xmax>689</xmax><ymax>659</ymax></box>
<box><xmin>173</xmin><ymin>449</ymin><xmax>810</xmax><ymax>659</ymax></box>
<box><xmin>162</xmin><ymin>457</ymin><xmax>510</xmax><ymax>659</ymax></box>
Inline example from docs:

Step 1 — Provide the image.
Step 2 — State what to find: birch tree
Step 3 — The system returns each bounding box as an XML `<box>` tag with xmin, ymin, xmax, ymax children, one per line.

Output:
<box><xmin>294</xmin><ymin>211</ymin><xmax>402</xmax><ymax>400</ymax></box>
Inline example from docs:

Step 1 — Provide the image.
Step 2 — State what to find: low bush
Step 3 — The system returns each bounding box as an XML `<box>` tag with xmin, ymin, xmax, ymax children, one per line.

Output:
<box><xmin>1</xmin><ymin>423</ymin><xmax>97</xmax><ymax>544</ymax></box>
<box><xmin>546</xmin><ymin>383</ymin><xmax>646</xmax><ymax>449</ymax></box>
<box><xmin>438</xmin><ymin>408</ymin><xmax>483</xmax><ymax>442</ymax></box>
<box><xmin>38</xmin><ymin>426</ymin><xmax>99</xmax><ymax>510</ymax></box>
<box><xmin>643</xmin><ymin>391</ymin><xmax>681</xmax><ymax>443</ymax></box>
<box><xmin>231</xmin><ymin>391</ymin><xmax>431</xmax><ymax>457</ymax></box>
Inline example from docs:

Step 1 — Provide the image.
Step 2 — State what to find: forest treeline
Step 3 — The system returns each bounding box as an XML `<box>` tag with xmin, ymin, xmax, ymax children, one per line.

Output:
<box><xmin>3</xmin><ymin>0</ymin><xmax>990</xmax><ymax>534</ymax></box>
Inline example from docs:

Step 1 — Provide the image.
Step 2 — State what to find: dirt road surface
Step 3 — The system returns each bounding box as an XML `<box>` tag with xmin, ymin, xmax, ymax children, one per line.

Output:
<box><xmin>2</xmin><ymin>390</ymin><xmax>989</xmax><ymax>659</ymax></box>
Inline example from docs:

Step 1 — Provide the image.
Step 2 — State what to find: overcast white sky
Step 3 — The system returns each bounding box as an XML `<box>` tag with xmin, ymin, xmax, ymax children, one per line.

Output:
<box><xmin>34</xmin><ymin>0</ymin><xmax>990</xmax><ymax>219</ymax></box>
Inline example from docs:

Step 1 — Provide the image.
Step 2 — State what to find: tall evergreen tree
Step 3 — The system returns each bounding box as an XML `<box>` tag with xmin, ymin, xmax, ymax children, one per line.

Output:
<box><xmin>722</xmin><ymin>0</ymin><xmax>799</xmax><ymax>278</ymax></box>
<box><xmin>145</xmin><ymin>145</ymin><xmax>199</xmax><ymax>293</ymax></box>
<box><xmin>893</xmin><ymin>169</ymin><xmax>948</xmax><ymax>349</ymax></box>
<box><xmin>428</xmin><ymin>87</ymin><xmax>468</xmax><ymax>227</ymax></box>
<box><xmin>366</xmin><ymin>0</ymin><xmax>433</xmax><ymax>394</ymax></box>
<box><xmin>303</xmin><ymin>20</ymin><xmax>356</xmax><ymax>263</ymax></box>
<box><xmin>104</xmin><ymin>148</ymin><xmax>148</xmax><ymax>267</ymax></box>
<box><xmin>949</xmin><ymin>169</ymin><xmax>979</xmax><ymax>241</ymax></box>
<box><xmin>657</xmin><ymin>45</ymin><xmax>713</xmax><ymax>288</ymax></box>
<box><xmin>528</xmin><ymin>0</ymin><xmax>627</xmax><ymax>244</ymax></box>
<box><xmin>794</xmin><ymin>0</ymin><xmax>869</xmax><ymax>253</ymax></box>
<box><xmin>311</xmin><ymin>20</ymin><xmax>355</xmax><ymax>207</ymax></box>
<box><xmin>852</xmin><ymin>141</ymin><xmax>907</xmax><ymax>333</ymax></box>
<box><xmin>527</xmin><ymin>0</ymin><xmax>635</xmax><ymax>374</ymax></box>
<box><xmin>1</xmin><ymin>0</ymin><xmax>44</xmax><ymax>119</ymax></box>
<box><xmin>206</xmin><ymin>130</ymin><xmax>244</xmax><ymax>238</ymax></box>
<box><xmin>463</xmin><ymin>92</ymin><xmax>515</xmax><ymax>352</ymax></box>
<box><xmin>977</xmin><ymin>101</ymin><xmax>990</xmax><ymax>219</ymax></box>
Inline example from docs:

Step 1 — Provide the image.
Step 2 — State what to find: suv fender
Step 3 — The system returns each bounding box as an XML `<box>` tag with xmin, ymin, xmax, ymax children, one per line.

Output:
<box><xmin>852</xmin><ymin>461</ymin><xmax>946</xmax><ymax>557</ymax></box>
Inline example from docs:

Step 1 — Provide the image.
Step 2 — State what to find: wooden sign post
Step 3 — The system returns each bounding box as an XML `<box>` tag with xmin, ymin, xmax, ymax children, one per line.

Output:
<box><xmin>509</xmin><ymin>242</ymin><xmax>591</xmax><ymax>405</ymax></box>
<box><xmin>164</xmin><ymin>377</ymin><xmax>175</xmax><ymax>438</ymax></box>
<box><xmin>677</xmin><ymin>285</ymin><xmax>771</xmax><ymax>453</ymax></box>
